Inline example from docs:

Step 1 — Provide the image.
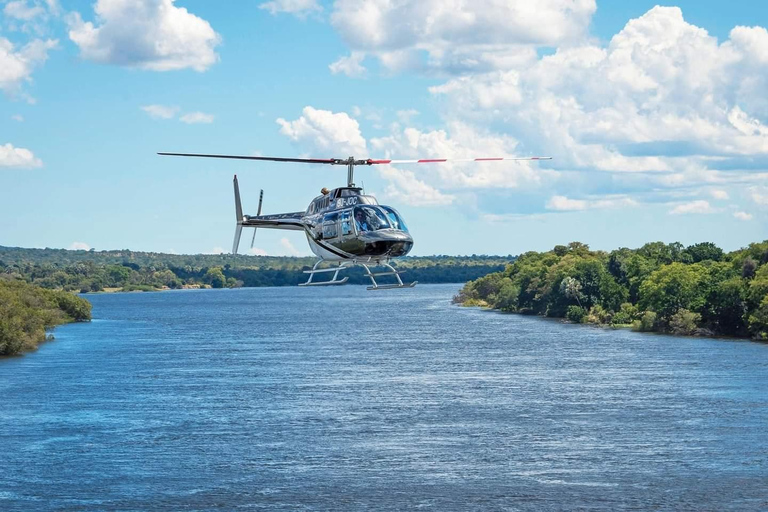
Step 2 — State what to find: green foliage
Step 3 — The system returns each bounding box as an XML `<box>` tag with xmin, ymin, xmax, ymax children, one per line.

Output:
<box><xmin>566</xmin><ymin>305</ymin><xmax>586</xmax><ymax>323</ymax></box>
<box><xmin>611</xmin><ymin>303</ymin><xmax>639</xmax><ymax>326</ymax></box>
<box><xmin>638</xmin><ymin>263</ymin><xmax>708</xmax><ymax>320</ymax></box>
<box><xmin>0</xmin><ymin>279</ymin><xmax>91</xmax><ymax>356</ymax></box>
<box><xmin>204</xmin><ymin>267</ymin><xmax>227</xmax><ymax>289</ymax></box>
<box><xmin>669</xmin><ymin>309</ymin><xmax>702</xmax><ymax>336</ymax></box>
<box><xmin>1</xmin><ymin>246</ymin><xmax>511</xmax><ymax>291</ymax></box>
<box><xmin>634</xmin><ymin>311</ymin><xmax>658</xmax><ymax>332</ymax></box>
<box><xmin>748</xmin><ymin>295</ymin><xmax>768</xmax><ymax>340</ymax></box>
<box><xmin>456</xmin><ymin>240</ymin><xmax>768</xmax><ymax>339</ymax></box>
<box><xmin>684</xmin><ymin>242</ymin><xmax>724</xmax><ymax>263</ymax></box>
<box><xmin>585</xmin><ymin>305</ymin><xmax>611</xmax><ymax>325</ymax></box>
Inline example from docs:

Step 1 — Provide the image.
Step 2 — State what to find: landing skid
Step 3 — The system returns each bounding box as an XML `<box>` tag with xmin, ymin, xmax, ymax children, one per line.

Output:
<box><xmin>299</xmin><ymin>259</ymin><xmax>417</xmax><ymax>290</ymax></box>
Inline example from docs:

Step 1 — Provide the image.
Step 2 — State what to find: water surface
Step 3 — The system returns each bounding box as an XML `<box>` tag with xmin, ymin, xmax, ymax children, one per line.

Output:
<box><xmin>2</xmin><ymin>284</ymin><xmax>767</xmax><ymax>510</ymax></box>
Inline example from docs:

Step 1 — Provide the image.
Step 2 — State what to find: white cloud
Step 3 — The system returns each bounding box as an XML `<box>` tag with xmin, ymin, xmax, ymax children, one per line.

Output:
<box><xmin>180</xmin><ymin>112</ymin><xmax>214</xmax><ymax>124</ymax></box>
<box><xmin>546</xmin><ymin>195</ymin><xmax>638</xmax><ymax>211</ymax></box>
<box><xmin>248</xmin><ymin>247</ymin><xmax>268</xmax><ymax>256</ymax></box>
<box><xmin>4</xmin><ymin>1</ymin><xmax>45</xmax><ymax>20</ymax></box>
<box><xmin>396</xmin><ymin>109</ymin><xmax>419</xmax><ymax>123</ymax></box>
<box><xmin>369</xmin><ymin>121</ymin><xmax>549</xmax><ymax>189</ymax></box>
<box><xmin>329</xmin><ymin>52</ymin><xmax>366</xmax><ymax>78</ymax></box>
<box><xmin>734</xmin><ymin>211</ymin><xmax>753</xmax><ymax>221</ymax></box>
<box><xmin>11</xmin><ymin>115</ymin><xmax>24</xmax><ymax>122</ymax></box>
<box><xmin>669</xmin><ymin>200</ymin><xmax>716</xmax><ymax>215</ymax></box>
<box><xmin>259</xmin><ymin>0</ymin><xmax>321</xmax><ymax>18</ymax></box>
<box><xmin>377</xmin><ymin>165</ymin><xmax>455</xmax><ymax>206</ymax></box>
<box><xmin>208</xmin><ymin>247</ymin><xmax>226</xmax><ymax>254</ymax></box>
<box><xmin>69</xmin><ymin>242</ymin><xmax>90</xmax><ymax>250</ymax></box>
<box><xmin>330</xmin><ymin>0</ymin><xmax>595</xmax><ymax>73</ymax></box>
<box><xmin>141</xmin><ymin>104</ymin><xmax>178</xmax><ymax>119</ymax></box>
<box><xmin>277</xmin><ymin>106</ymin><xmax>368</xmax><ymax>156</ymax></box>
<box><xmin>710</xmin><ymin>189</ymin><xmax>729</xmax><ymax>200</ymax></box>
<box><xmin>67</xmin><ymin>0</ymin><xmax>221</xmax><ymax>72</ymax></box>
<box><xmin>0</xmin><ymin>37</ymin><xmax>58</xmax><ymax>96</ymax></box>
<box><xmin>750</xmin><ymin>186</ymin><xmax>768</xmax><ymax>205</ymax></box>
<box><xmin>426</xmin><ymin>6</ymin><xmax>768</xmax><ymax>182</ymax></box>
<box><xmin>279</xmin><ymin>237</ymin><xmax>302</xmax><ymax>256</ymax></box>
<box><xmin>0</xmin><ymin>143</ymin><xmax>42</xmax><ymax>168</ymax></box>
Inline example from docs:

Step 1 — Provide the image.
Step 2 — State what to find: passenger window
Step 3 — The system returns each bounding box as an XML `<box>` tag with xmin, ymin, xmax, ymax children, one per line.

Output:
<box><xmin>323</xmin><ymin>213</ymin><xmax>338</xmax><ymax>239</ymax></box>
<box><xmin>341</xmin><ymin>210</ymin><xmax>352</xmax><ymax>235</ymax></box>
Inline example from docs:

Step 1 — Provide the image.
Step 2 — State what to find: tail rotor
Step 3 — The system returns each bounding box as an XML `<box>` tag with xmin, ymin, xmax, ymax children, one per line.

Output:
<box><xmin>233</xmin><ymin>175</ymin><xmax>244</xmax><ymax>254</ymax></box>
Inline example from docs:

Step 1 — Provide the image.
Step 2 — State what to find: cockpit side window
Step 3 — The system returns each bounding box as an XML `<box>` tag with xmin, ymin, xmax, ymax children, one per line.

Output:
<box><xmin>381</xmin><ymin>206</ymin><xmax>409</xmax><ymax>233</ymax></box>
<box><xmin>353</xmin><ymin>206</ymin><xmax>390</xmax><ymax>233</ymax></box>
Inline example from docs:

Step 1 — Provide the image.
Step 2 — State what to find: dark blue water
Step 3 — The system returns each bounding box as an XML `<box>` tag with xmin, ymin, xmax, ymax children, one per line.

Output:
<box><xmin>2</xmin><ymin>284</ymin><xmax>768</xmax><ymax>511</ymax></box>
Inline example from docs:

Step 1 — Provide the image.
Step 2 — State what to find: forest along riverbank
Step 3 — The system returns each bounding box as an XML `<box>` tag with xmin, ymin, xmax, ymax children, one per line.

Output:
<box><xmin>0</xmin><ymin>279</ymin><xmax>91</xmax><ymax>356</ymax></box>
<box><xmin>0</xmin><ymin>245</ymin><xmax>509</xmax><ymax>292</ymax></box>
<box><xmin>455</xmin><ymin>240</ymin><xmax>768</xmax><ymax>341</ymax></box>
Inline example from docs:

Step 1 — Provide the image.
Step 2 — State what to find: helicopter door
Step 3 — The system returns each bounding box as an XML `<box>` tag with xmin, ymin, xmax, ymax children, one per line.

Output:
<box><xmin>322</xmin><ymin>212</ymin><xmax>339</xmax><ymax>240</ymax></box>
<box><xmin>340</xmin><ymin>210</ymin><xmax>353</xmax><ymax>239</ymax></box>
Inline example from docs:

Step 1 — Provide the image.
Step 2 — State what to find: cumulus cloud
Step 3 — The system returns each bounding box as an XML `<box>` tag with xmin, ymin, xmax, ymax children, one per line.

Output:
<box><xmin>248</xmin><ymin>247</ymin><xmax>268</xmax><ymax>256</ymax></box>
<box><xmin>67</xmin><ymin>0</ymin><xmax>221</xmax><ymax>71</ymax></box>
<box><xmin>427</xmin><ymin>6</ymin><xmax>768</xmax><ymax>184</ymax></box>
<box><xmin>0</xmin><ymin>37</ymin><xmax>58</xmax><ymax>97</ymax></box>
<box><xmin>68</xmin><ymin>242</ymin><xmax>91</xmax><ymax>250</ymax></box>
<box><xmin>669</xmin><ymin>200</ymin><xmax>716</xmax><ymax>215</ymax></box>
<box><xmin>734</xmin><ymin>211</ymin><xmax>753</xmax><ymax>221</ymax></box>
<box><xmin>277</xmin><ymin>106</ymin><xmax>368</xmax><ymax>156</ymax></box>
<box><xmin>180</xmin><ymin>112</ymin><xmax>214</xmax><ymax>124</ymax></box>
<box><xmin>259</xmin><ymin>0</ymin><xmax>321</xmax><ymax>17</ymax></box>
<box><xmin>278</xmin><ymin>238</ymin><xmax>302</xmax><ymax>256</ymax></box>
<box><xmin>546</xmin><ymin>195</ymin><xmax>638</xmax><ymax>212</ymax></box>
<box><xmin>330</xmin><ymin>0</ymin><xmax>595</xmax><ymax>73</ymax></box>
<box><xmin>141</xmin><ymin>104</ymin><xmax>178</xmax><ymax>119</ymax></box>
<box><xmin>329</xmin><ymin>51</ymin><xmax>366</xmax><ymax>78</ymax></box>
<box><xmin>4</xmin><ymin>1</ymin><xmax>45</xmax><ymax>20</ymax></box>
<box><xmin>0</xmin><ymin>143</ymin><xmax>42</xmax><ymax>168</ymax></box>
<box><xmin>11</xmin><ymin>115</ymin><xmax>24</xmax><ymax>122</ymax></box>
<box><xmin>710</xmin><ymin>189</ymin><xmax>729</xmax><ymax>200</ymax></box>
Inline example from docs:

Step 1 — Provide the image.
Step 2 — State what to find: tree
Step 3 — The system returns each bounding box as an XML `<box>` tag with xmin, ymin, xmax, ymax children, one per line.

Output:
<box><xmin>559</xmin><ymin>276</ymin><xmax>582</xmax><ymax>307</ymax></box>
<box><xmin>204</xmin><ymin>267</ymin><xmax>226</xmax><ymax>288</ymax></box>
<box><xmin>685</xmin><ymin>242</ymin><xmax>723</xmax><ymax>263</ymax></box>
<box><xmin>742</xmin><ymin>257</ymin><xmax>757</xmax><ymax>279</ymax></box>
<box><xmin>639</xmin><ymin>263</ymin><xmax>707</xmax><ymax>320</ymax></box>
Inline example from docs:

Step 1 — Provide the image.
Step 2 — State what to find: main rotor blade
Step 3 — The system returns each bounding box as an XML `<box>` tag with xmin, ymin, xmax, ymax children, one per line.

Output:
<box><xmin>159</xmin><ymin>152</ymin><xmax>336</xmax><ymax>165</ymax></box>
<box><xmin>366</xmin><ymin>157</ymin><xmax>552</xmax><ymax>165</ymax></box>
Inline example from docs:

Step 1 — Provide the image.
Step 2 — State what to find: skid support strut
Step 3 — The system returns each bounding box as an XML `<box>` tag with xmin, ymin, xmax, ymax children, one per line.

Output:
<box><xmin>361</xmin><ymin>261</ymin><xmax>417</xmax><ymax>290</ymax></box>
<box><xmin>299</xmin><ymin>260</ymin><xmax>350</xmax><ymax>286</ymax></box>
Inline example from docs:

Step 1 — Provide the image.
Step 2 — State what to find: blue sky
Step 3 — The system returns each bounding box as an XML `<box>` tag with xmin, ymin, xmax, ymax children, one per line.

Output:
<box><xmin>1</xmin><ymin>0</ymin><xmax>767</xmax><ymax>256</ymax></box>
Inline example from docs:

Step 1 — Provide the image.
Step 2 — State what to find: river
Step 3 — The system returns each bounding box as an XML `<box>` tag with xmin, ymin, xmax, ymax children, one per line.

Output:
<box><xmin>1</xmin><ymin>284</ymin><xmax>767</xmax><ymax>510</ymax></box>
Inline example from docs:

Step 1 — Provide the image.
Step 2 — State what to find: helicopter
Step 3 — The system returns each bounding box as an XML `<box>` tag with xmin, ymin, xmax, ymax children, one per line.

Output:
<box><xmin>159</xmin><ymin>153</ymin><xmax>552</xmax><ymax>289</ymax></box>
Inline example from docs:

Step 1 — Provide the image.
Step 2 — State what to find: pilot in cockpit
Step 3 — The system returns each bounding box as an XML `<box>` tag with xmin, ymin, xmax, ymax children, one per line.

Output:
<box><xmin>355</xmin><ymin>210</ymin><xmax>369</xmax><ymax>232</ymax></box>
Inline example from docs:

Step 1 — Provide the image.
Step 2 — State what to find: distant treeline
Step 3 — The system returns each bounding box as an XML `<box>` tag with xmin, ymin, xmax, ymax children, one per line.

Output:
<box><xmin>0</xmin><ymin>246</ymin><xmax>512</xmax><ymax>292</ymax></box>
<box><xmin>0</xmin><ymin>279</ymin><xmax>92</xmax><ymax>356</ymax></box>
<box><xmin>454</xmin><ymin>241</ymin><xmax>768</xmax><ymax>340</ymax></box>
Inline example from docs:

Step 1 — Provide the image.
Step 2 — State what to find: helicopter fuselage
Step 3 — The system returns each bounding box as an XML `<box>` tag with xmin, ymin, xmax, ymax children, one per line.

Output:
<box><xmin>301</xmin><ymin>187</ymin><xmax>413</xmax><ymax>262</ymax></box>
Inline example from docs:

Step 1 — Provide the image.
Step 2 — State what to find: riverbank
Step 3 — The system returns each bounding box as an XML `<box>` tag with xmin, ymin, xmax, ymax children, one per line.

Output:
<box><xmin>454</xmin><ymin>240</ymin><xmax>768</xmax><ymax>341</ymax></box>
<box><xmin>0</xmin><ymin>280</ymin><xmax>92</xmax><ymax>356</ymax></box>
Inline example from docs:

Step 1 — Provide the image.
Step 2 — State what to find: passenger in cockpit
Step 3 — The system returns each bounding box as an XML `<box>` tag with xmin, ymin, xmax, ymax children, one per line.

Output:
<box><xmin>355</xmin><ymin>209</ymin><xmax>369</xmax><ymax>232</ymax></box>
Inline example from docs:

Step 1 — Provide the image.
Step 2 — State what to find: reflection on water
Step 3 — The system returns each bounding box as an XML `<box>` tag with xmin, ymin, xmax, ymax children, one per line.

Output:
<box><xmin>1</xmin><ymin>284</ymin><xmax>767</xmax><ymax>510</ymax></box>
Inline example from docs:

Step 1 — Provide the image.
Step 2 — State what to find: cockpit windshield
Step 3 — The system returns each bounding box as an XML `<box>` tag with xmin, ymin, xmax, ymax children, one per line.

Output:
<box><xmin>353</xmin><ymin>206</ymin><xmax>390</xmax><ymax>233</ymax></box>
<box><xmin>381</xmin><ymin>206</ymin><xmax>409</xmax><ymax>233</ymax></box>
